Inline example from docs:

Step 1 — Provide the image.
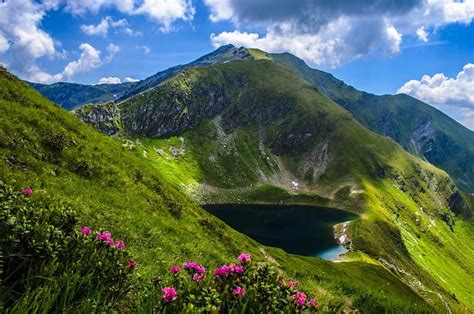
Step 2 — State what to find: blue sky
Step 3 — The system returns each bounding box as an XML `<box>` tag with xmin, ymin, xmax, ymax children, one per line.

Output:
<box><xmin>0</xmin><ymin>0</ymin><xmax>473</xmax><ymax>129</ymax></box>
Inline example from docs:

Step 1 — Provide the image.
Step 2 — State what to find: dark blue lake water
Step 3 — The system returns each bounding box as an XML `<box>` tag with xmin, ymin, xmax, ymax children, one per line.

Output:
<box><xmin>203</xmin><ymin>204</ymin><xmax>356</xmax><ymax>261</ymax></box>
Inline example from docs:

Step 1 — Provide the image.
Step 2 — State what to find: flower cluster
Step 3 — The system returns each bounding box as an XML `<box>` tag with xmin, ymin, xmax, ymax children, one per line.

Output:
<box><xmin>155</xmin><ymin>253</ymin><xmax>320</xmax><ymax>312</ymax></box>
<box><xmin>183</xmin><ymin>261</ymin><xmax>206</xmax><ymax>282</ymax></box>
<box><xmin>213</xmin><ymin>263</ymin><xmax>244</xmax><ymax>277</ymax></box>
<box><xmin>162</xmin><ymin>287</ymin><xmax>177</xmax><ymax>303</ymax></box>
<box><xmin>80</xmin><ymin>226</ymin><xmax>136</xmax><ymax>268</ymax></box>
<box><xmin>21</xmin><ymin>188</ymin><xmax>33</xmax><ymax>197</ymax></box>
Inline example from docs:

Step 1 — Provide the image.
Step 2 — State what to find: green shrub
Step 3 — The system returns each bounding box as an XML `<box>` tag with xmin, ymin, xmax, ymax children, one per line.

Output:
<box><xmin>0</xmin><ymin>181</ymin><xmax>136</xmax><ymax>312</ymax></box>
<box><xmin>132</xmin><ymin>254</ymin><xmax>320</xmax><ymax>313</ymax></box>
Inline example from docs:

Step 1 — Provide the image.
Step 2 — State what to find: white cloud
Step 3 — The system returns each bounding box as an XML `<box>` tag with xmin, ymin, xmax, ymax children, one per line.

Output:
<box><xmin>80</xmin><ymin>16</ymin><xmax>135</xmax><ymax>37</ymax></box>
<box><xmin>205</xmin><ymin>0</ymin><xmax>474</xmax><ymax>68</ymax></box>
<box><xmin>386</xmin><ymin>26</ymin><xmax>402</xmax><ymax>54</ymax></box>
<box><xmin>203</xmin><ymin>0</ymin><xmax>233</xmax><ymax>22</ymax></box>
<box><xmin>66</xmin><ymin>0</ymin><xmax>195</xmax><ymax>32</ymax></box>
<box><xmin>105</xmin><ymin>43</ymin><xmax>120</xmax><ymax>62</ymax></box>
<box><xmin>398</xmin><ymin>63</ymin><xmax>474</xmax><ymax>130</ymax></box>
<box><xmin>0</xmin><ymin>33</ymin><xmax>9</xmax><ymax>54</ymax></box>
<box><xmin>135</xmin><ymin>0</ymin><xmax>195</xmax><ymax>32</ymax></box>
<box><xmin>416</xmin><ymin>26</ymin><xmax>428</xmax><ymax>42</ymax></box>
<box><xmin>124</xmin><ymin>77</ymin><xmax>139</xmax><ymax>82</ymax></box>
<box><xmin>98</xmin><ymin>76</ymin><xmax>121</xmax><ymax>84</ymax></box>
<box><xmin>138</xmin><ymin>45</ymin><xmax>151</xmax><ymax>54</ymax></box>
<box><xmin>211</xmin><ymin>18</ymin><xmax>403</xmax><ymax>67</ymax></box>
<box><xmin>0</xmin><ymin>0</ymin><xmax>56</xmax><ymax>74</ymax></box>
<box><xmin>29</xmin><ymin>43</ymin><xmax>102</xmax><ymax>83</ymax></box>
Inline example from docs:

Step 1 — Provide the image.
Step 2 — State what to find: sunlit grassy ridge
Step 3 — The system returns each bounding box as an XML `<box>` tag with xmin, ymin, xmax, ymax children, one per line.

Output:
<box><xmin>0</xmin><ymin>66</ymin><xmax>442</xmax><ymax>312</ymax></box>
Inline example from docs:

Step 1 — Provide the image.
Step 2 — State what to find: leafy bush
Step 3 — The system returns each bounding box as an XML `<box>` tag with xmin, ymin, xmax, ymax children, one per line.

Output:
<box><xmin>0</xmin><ymin>181</ymin><xmax>136</xmax><ymax>312</ymax></box>
<box><xmin>135</xmin><ymin>254</ymin><xmax>320</xmax><ymax>313</ymax></box>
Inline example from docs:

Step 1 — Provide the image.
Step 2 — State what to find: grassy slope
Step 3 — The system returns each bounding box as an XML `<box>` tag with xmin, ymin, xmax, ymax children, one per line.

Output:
<box><xmin>0</xmin><ymin>69</ymin><xmax>437</xmax><ymax>311</ymax></box>
<box><xmin>270</xmin><ymin>52</ymin><xmax>474</xmax><ymax>193</ymax></box>
<box><xmin>107</xmin><ymin>60</ymin><xmax>474</xmax><ymax>311</ymax></box>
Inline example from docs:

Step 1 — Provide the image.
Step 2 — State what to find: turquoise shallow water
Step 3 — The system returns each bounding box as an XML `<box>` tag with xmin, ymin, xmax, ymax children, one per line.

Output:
<box><xmin>203</xmin><ymin>204</ymin><xmax>355</xmax><ymax>261</ymax></box>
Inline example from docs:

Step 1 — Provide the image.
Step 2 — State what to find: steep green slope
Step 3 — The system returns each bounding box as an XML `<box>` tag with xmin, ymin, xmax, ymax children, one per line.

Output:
<box><xmin>270</xmin><ymin>52</ymin><xmax>474</xmax><ymax>193</ymax></box>
<box><xmin>29</xmin><ymin>81</ymin><xmax>135</xmax><ymax>109</ymax></box>
<box><xmin>75</xmin><ymin>59</ymin><xmax>474</xmax><ymax>311</ymax></box>
<box><xmin>1</xmin><ymin>67</ymin><xmax>442</xmax><ymax>312</ymax></box>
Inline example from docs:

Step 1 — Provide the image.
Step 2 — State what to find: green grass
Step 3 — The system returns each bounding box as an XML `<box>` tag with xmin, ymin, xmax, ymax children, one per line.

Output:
<box><xmin>0</xmin><ymin>65</ymin><xmax>442</xmax><ymax>312</ymax></box>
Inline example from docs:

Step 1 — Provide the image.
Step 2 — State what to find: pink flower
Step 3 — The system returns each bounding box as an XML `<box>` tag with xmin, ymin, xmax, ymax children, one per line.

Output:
<box><xmin>237</xmin><ymin>253</ymin><xmax>251</xmax><ymax>264</ymax></box>
<box><xmin>170</xmin><ymin>265</ymin><xmax>181</xmax><ymax>274</ymax></box>
<box><xmin>214</xmin><ymin>265</ymin><xmax>231</xmax><ymax>277</ymax></box>
<box><xmin>229</xmin><ymin>263</ymin><xmax>244</xmax><ymax>274</ymax></box>
<box><xmin>232</xmin><ymin>286</ymin><xmax>246</xmax><ymax>297</ymax></box>
<box><xmin>291</xmin><ymin>291</ymin><xmax>307</xmax><ymax>306</ymax></box>
<box><xmin>162</xmin><ymin>287</ymin><xmax>177</xmax><ymax>303</ymax></box>
<box><xmin>193</xmin><ymin>272</ymin><xmax>205</xmax><ymax>282</ymax></box>
<box><xmin>114</xmin><ymin>241</ymin><xmax>125</xmax><ymax>250</ymax></box>
<box><xmin>127</xmin><ymin>260</ymin><xmax>138</xmax><ymax>269</ymax></box>
<box><xmin>21</xmin><ymin>188</ymin><xmax>33</xmax><ymax>197</ymax></box>
<box><xmin>96</xmin><ymin>231</ymin><xmax>114</xmax><ymax>245</ymax></box>
<box><xmin>310</xmin><ymin>298</ymin><xmax>320</xmax><ymax>310</ymax></box>
<box><xmin>183</xmin><ymin>261</ymin><xmax>198</xmax><ymax>269</ymax></box>
<box><xmin>280</xmin><ymin>279</ymin><xmax>287</xmax><ymax>287</ymax></box>
<box><xmin>288</xmin><ymin>281</ymin><xmax>299</xmax><ymax>288</ymax></box>
<box><xmin>80</xmin><ymin>226</ymin><xmax>92</xmax><ymax>236</ymax></box>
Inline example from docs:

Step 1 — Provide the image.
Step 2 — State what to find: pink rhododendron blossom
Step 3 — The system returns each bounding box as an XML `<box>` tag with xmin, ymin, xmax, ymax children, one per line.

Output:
<box><xmin>96</xmin><ymin>231</ymin><xmax>114</xmax><ymax>245</ymax></box>
<box><xmin>127</xmin><ymin>260</ymin><xmax>138</xmax><ymax>269</ymax></box>
<box><xmin>183</xmin><ymin>261</ymin><xmax>198</xmax><ymax>269</ymax></box>
<box><xmin>193</xmin><ymin>272</ymin><xmax>205</xmax><ymax>282</ymax></box>
<box><xmin>288</xmin><ymin>281</ymin><xmax>299</xmax><ymax>288</ymax></box>
<box><xmin>310</xmin><ymin>298</ymin><xmax>320</xmax><ymax>310</ymax></box>
<box><xmin>170</xmin><ymin>265</ymin><xmax>181</xmax><ymax>273</ymax></box>
<box><xmin>237</xmin><ymin>253</ymin><xmax>251</xmax><ymax>264</ymax></box>
<box><xmin>21</xmin><ymin>188</ymin><xmax>33</xmax><ymax>197</ymax></box>
<box><xmin>114</xmin><ymin>241</ymin><xmax>125</xmax><ymax>249</ymax></box>
<box><xmin>80</xmin><ymin>226</ymin><xmax>92</xmax><ymax>236</ymax></box>
<box><xmin>232</xmin><ymin>286</ymin><xmax>246</xmax><ymax>297</ymax></box>
<box><xmin>162</xmin><ymin>287</ymin><xmax>177</xmax><ymax>303</ymax></box>
<box><xmin>214</xmin><ymin>265</ymin><xmax>231</xmax><ymax>277</ymax></box>
<box><xmin>291</xmin><ymin>291</ymin><xmax>307</xmax><ymax>306</ymax></box>
<box><xmin>229</xmin><ymin>263</ymin><xmax>244</xmax><ymax>274</ymax></box>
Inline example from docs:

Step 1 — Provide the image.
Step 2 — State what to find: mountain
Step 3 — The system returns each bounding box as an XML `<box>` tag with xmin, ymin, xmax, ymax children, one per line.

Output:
<box><xmin>270</xmin><ymin>52</ymin><xmax>474</xmax><ymax>193</ymax></box>
<box><xmin>1</xmin><ymin>66</ymin><xmax>449</xmax><ymax>312</ymax></box>
<box><xmin>73</xmin><ymin>57</ymin><xmax>474</xmax><ymax>310</ymax></box>
<box><xmin>32</xmin><ymin>45</ymin><xmax>474</xmax><ymax>195</ymax></box>
<box><xmin>28</xmin><ymin>81</ymin><xmax>135</xmax><ymax>110</ymax></box>
<box><xmin>28</xmin><ymin>45</ymin><xmax>263</xmax><ymax>109</ymax></box>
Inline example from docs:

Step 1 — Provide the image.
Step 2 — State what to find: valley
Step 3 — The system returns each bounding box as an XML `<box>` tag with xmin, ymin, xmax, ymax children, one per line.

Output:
<box><xmin>2</xmin><ymin>45</ymin><xmax>474</xmax><ymax>313</ymax></box>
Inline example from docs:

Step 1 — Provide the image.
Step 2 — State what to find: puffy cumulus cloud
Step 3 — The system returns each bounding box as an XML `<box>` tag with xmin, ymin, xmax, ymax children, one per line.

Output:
<box><xmin>135</xmin><ymin>0</ymin><xmax>195</xmax><ymax>32</ymax></box>
<box><xmin>66</xmin><ymin>0</ymin><xmax>195</xmax><ymax>32</ymax></box>
<box><xmin>0</xmin><ymin>0</ymin><xmax>56</xmax><ymax>73</ymax></box>
<box><xmin>81</xmin><ymin>16</ymin><xmax>132</xmax><ymax>37</ymax></box>
<box><xmin>29</xmin><ymin>43</ymin><xmax>103</xmax><ymax>83</ymax></box>
<box><xmin>398</xmin><ymin>63</ymin><xmax>474</xmax><ymax>130</ymax></box>
<box><xmin>98</xmin><ymin>76</ymin><xmax>122</xmax><ymax>84</ymax></box>
<box><xmin>205</xmin><ymin>0</ymin><xmax>474</xmax><ymax>67</ymax></box>
<box><xmin>416</xmin><ymin>26</ymin><xmax>428</xmax><ymax>42</ymax></box>
<box><xmin>212</xmin><ymin>18</ymin><xmax>404</xmax><ymax>67</ymax></box>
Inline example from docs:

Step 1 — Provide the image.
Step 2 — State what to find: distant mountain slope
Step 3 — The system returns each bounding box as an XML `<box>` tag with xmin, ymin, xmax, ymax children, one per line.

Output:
<box><xmin>73</xmin><ymin>59</ymin><xmax>474</xmax><ymax>310</ymax></box>
<box><xmin>270</xmin><ymin>52</ymin><xmax>474</xmax><ymax>192</ymax></box>
<box><xmin>28</xmin><ymin>81</ymin><xmax>135</xmax><ymax>110</ymax></box>
<box><xmin>31</xmin><ymin>45</ymin><xmax>474</xmax><ymax>194</ymax></box>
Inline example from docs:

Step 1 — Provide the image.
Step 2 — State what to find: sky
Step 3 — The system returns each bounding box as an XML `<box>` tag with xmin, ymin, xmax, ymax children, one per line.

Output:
<box><xmin>0</xmin><ymin>0</ymin><xmax>473</xmax><ymax>129</ymax></box>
